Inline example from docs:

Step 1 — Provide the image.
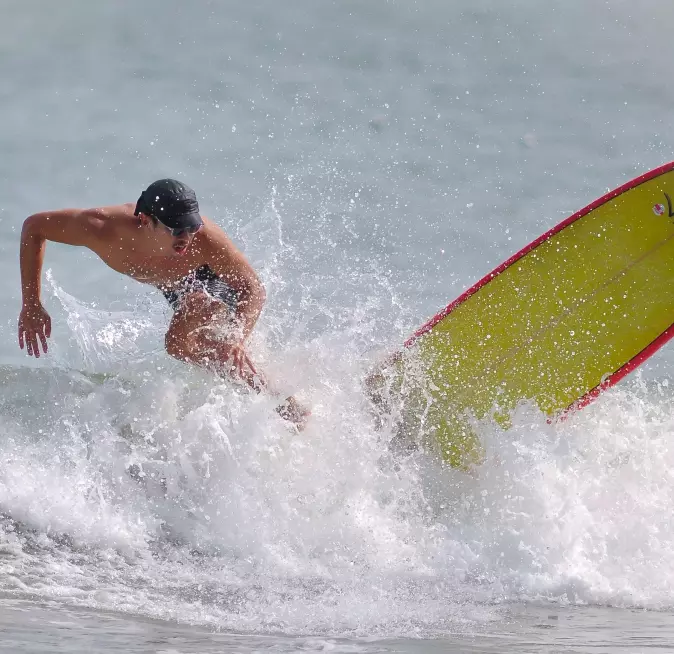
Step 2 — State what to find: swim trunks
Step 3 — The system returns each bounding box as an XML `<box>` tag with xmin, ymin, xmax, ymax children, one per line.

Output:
<box><xmin>161</xmin><ymin>265</ymin><xmax>239</xmax><ymax>312</ymax></box>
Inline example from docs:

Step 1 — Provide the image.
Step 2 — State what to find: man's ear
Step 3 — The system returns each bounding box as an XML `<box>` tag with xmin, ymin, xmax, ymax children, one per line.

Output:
<box><xmin>138</xmin><ymin>212</ymin><xmax>152</xmax><ymax>227</ymax></box>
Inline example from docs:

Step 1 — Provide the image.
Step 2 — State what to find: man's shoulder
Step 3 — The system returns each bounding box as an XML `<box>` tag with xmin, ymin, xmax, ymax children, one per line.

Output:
<box><xmin>81</xmin><ymin>204</ymin><xmax>135</xmax><ymax>238</ymax></box>
<box><xmin>197</xmin><ymin>217</ymin><xmax>236</xmax><ymax>250</ymax></box>
<box><xmin>83</xmin><ymin>203</ymin><xmax>135</xmax><ymax>220</ymax></box>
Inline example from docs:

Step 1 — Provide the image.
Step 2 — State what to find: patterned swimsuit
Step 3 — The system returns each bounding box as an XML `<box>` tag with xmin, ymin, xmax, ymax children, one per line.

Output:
<box><xmin>162</xmin><ymin>265</ymin><xmax>239</xmax><ymax>312</ymax></box>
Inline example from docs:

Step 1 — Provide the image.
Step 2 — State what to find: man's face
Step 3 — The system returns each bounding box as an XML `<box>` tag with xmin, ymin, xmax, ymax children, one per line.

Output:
<box><xmin>160</xmin><ymin>222</ymin><xmax>199</xmax><ymax>256</ymax></box>
<box><xmin>140</xmin><ymin>214</ymin><xmax>200</xmax><ymax>256</ymax></box>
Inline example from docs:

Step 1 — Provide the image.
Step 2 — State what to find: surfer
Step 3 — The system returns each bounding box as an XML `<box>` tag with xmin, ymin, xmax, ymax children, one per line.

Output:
<box><xmin>17</xmin><ymin>178</ymin><xmax>308</xmax><ymax>428</ymax></box>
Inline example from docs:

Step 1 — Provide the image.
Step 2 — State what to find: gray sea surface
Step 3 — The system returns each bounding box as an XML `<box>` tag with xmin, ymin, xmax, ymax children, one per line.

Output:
<box><xmin>2</xmin><ymin>1</ymin><xmax>674</xmax><ymax>652</ymax></box>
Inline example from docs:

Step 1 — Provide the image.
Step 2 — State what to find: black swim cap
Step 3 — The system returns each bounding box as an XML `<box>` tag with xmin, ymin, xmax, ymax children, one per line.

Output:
<box><xmin>134</xmin><ymin>179</ymin><xmax>203</xmax><ymax>230</ymax></box>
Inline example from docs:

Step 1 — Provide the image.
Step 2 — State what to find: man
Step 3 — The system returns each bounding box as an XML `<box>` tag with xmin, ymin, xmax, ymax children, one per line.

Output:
<box><xmin>18</xmin><ymin>178</ymin><xmax>308</xmax><ymax>427</ymax></box>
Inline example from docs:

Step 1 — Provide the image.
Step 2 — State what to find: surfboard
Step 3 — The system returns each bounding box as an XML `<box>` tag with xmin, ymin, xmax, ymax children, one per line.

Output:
<box><xmin>372</xmin><ymin>162</ymin><xmax>674</xmax><ymax>468</ymax></box>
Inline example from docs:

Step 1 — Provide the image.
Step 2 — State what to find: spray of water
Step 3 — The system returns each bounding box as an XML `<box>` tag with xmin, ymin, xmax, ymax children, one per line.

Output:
<box><xmin>0</xmin><ymin>189</ymin><xmax>672</xmax><ymax>637</ymax></box>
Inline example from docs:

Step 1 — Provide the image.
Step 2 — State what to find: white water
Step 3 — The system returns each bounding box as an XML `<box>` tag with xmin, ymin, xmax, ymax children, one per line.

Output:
<box><xmin>1</xmin><ymin>238</ymin><xmax>672</xmax><ymax>638</ymax></box>
<box><xmin>3</xmin><ymin>1</ymin><xmax>674</xmax><ymax>648</ymax></box>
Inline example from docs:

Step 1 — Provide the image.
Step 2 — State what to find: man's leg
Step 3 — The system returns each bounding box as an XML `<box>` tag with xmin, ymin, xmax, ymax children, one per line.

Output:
<box><xmin>164</xmin><ymin>291</ymin><xmax>310</xmax><ymax>428</ymax></box>
<box><xmin>165</xmin><ymin>291</ymin><xmax>261</xmax><ymax>388</ymax></box>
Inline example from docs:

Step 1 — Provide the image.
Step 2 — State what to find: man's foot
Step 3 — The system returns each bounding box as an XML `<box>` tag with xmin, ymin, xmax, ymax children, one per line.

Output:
<box><xmin>275</xmin><ymin>396</ymin><xmax>311</xmax><ymax>431</ymax></box>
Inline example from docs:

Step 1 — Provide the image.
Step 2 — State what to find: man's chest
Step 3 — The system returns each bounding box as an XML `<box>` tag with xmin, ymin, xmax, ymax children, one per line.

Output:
<box><xmin>105</xmin><ymin>252</ymin><xmax>204</xmax><ymax>287</ymax></box>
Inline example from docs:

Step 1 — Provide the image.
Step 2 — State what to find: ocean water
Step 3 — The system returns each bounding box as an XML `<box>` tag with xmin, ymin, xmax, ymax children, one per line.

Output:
<box><xmin>1</xmin><ymin>0</ymin><xmax>674</xmax><ymax>651</ymax></box>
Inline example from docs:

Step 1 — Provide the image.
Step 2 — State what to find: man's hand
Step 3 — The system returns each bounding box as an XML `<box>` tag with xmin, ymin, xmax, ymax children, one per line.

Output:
<box><xmin>214</xmin><ymin>340</ymin><xmax>262</xmax><ymax>386</ymax></box>
<box><xmin>18</xmin><ymin>303</ymin><xmax>52</xmax><ymax>358</ymax></box>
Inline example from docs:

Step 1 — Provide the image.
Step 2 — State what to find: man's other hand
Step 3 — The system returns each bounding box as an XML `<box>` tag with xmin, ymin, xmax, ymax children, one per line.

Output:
<box><xmin>18</xmin><ymin>303</ymin><xmax>52</xmax><ymax>358</ymax></box>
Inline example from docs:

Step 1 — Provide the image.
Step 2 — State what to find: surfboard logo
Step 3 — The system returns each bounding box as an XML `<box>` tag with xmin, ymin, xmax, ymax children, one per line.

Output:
<box><xmin>659</xmin><ymin>191</ymin><xmax>674</xmax><ymax>217</ymax></box>
<box><xmin>653</xmin><ymin>203</ymin><xmax>666</xmax><ymax>216</ymax></box>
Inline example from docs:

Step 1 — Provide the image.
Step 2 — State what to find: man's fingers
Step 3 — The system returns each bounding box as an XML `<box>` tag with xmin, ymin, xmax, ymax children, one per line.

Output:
<box><xmin>219</xmin><ymin>345</ymin><xmax>251</xmax><ymax>381</ymax></box>
<box><xmin>228</xmin><ymin>348</ymin><xmax>241</xmax><ymax>373</ymax></box>
<box><xmin>32</xmin><ymin>333</ymin><xmax>41</xmax><ymax>358</ymax></box>
<box><xmin>18</xmin><ymin>318</ymin><xmax>50</xmax><ymax>355</ymax></box>
<box><xmin>25</xmin><ymin>330</ymin><xmax>35</xmax><ymax>356</ymax></box>
<box><xmin>245</xmin><ymin>355</ymin><xmax>257</xmax><ymax>375</ymax></box>
<box><xmin>235</xmin><ymin>350</ymin><xmax>245</xmax><ymax>376</ymax></box>
<box><xmin>29</xmin><ymin>334</ymin><xmax>40</xmax><ymax>358</ymax></box>
<box><xmin>38</xmin><ymin>330</ymin><xmax>48</xmax><ymax>354</ymax></box>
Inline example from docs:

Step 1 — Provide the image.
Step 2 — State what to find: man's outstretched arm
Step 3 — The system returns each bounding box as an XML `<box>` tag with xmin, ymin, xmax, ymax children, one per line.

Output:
<box><xmin>202</xmin><ymin>228</ymin><xmax>267</xmax><ymax>342</ymax></box>
<box><xmin>18</xmin><ymin>208</ymin><xmax>106</xmax><ymax>356</ymax></box>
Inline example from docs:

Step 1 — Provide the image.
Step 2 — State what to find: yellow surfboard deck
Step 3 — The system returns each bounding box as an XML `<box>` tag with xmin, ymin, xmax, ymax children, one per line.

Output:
<box><xmin>379</xmin><ymin>163</ymin><xmax>674</xmax><ymax>467</ymax></box>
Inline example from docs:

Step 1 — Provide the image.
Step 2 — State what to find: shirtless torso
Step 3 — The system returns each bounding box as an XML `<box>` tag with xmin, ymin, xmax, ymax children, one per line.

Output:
<box><xmin>77</xmin><ymin>203</ymin><xmax>257</xmax><ymax>313</ymax></box>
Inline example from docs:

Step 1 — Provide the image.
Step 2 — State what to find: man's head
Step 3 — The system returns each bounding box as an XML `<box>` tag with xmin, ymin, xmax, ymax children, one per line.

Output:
<box><xmin>135</xmin><ymin>179</ymin><xmax>203</xmax><ymax>255</ymax></box>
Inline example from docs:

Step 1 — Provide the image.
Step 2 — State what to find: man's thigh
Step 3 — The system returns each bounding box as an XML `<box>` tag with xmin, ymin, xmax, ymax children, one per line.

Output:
<box><xmin>167</xmin><ymin>291</ymin><xmax>233</xmax><ymax>342</ymax></box>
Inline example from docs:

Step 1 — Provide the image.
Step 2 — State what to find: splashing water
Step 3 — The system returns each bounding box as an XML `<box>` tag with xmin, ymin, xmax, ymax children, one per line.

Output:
<box><xmin>1</xmin><ymin>196</ymin><xmax>673</xmax><ymax>639</ymax></box>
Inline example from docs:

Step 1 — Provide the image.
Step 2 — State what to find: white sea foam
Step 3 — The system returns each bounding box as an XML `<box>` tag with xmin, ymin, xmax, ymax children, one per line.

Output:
<box><xmin>1</xmin><ymin>263</ymin><xmax>673</xmax><ymax>637</ymax></box>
